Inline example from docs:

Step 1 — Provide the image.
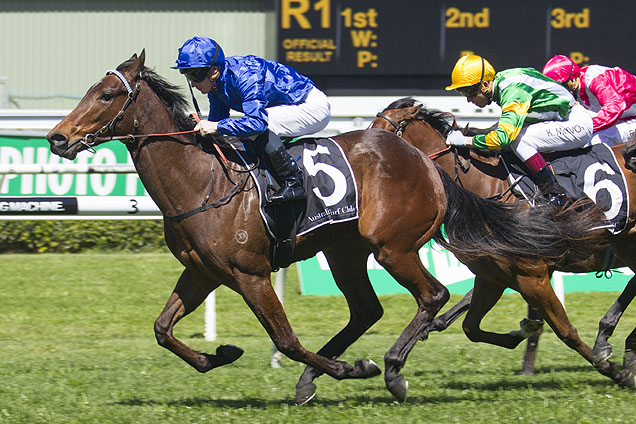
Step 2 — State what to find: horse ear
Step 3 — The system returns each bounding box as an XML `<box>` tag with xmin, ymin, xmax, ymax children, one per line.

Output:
<box><xmin>126</xmin><ymin>50</ymin><xmax>146</xmax><ymax>79</ymax></box>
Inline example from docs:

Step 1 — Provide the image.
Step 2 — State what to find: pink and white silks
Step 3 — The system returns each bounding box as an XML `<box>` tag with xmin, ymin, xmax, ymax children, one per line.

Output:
<box><xmin>578</xmin><ymin>65</ymin><xmax>636</xmax><ymax>146</ymax></box>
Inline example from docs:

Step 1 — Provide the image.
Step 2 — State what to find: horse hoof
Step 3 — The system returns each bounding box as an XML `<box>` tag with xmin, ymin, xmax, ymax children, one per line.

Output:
<box><xmin>618</xmin><ymin>352</ymin><xmax>636</xmax><ymax>387</ymax></box>
<box><xmin>217</xmin><ymin>344</ymin><xmax>244</xmax><ymax>364</ymax></box>
<box><xmin>618</xmin><ymin>369</ymin><xmax>635</xmax><ymax>388</ymax></box>
<box><xmin>593</xmin><ymin>343</ymin><xmax>613</xmax><ymax>364</ymax></box>
<box><xmin>386</xmin><ymin>375</ymin><xmax>408</xmax><ymax>403</ymax></box>
<box><xmin>356</xmin><ymin>359</ymin><xmax>382</xmax><ymax>378</ymax></box>
<box><xmin>507</xmin><ymin>319</ymin><xmax>542</xmax><ymax>340</ymax></box>
<box><xmin>519</xmin><ymin>318</ymin><xmax>542</xmax><ymax>336</ymax></box>
<box><xmin>295</xmin><ymin>382</ymin><xmax>317</xmax><ymax>405</ymax></box>
<box><xmin>419</xmin><ymin>329</ymin><xmax>430</xmax><ymax>341</ymax></box>
<box><xmin>516</xmin><ymin>369</ymin><xmax>535</xmax><ymax>376</ymax></box>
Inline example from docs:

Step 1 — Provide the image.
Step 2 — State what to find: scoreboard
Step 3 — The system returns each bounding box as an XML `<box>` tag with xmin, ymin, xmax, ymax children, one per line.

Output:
<box><xmin>276</xmin><ymin>0</ymin><xmax>636</xmax><ymax>93</ymax></box>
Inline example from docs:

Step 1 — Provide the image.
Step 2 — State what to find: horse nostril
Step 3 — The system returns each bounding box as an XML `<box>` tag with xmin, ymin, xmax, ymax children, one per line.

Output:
<box><xmin>47</xmin><ymin>132</ymin><xmax>68</xmax><ymax>146</ymax></box>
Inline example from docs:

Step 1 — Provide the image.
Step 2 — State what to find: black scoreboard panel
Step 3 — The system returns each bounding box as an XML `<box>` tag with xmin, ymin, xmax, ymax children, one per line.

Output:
<box><xmin>276</xmin><ymin>0</ymin><xmax>636</xmax><ymax>93</ymax></box>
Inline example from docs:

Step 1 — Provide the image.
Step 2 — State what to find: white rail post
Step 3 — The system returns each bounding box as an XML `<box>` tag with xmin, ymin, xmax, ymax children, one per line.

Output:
<box><xmin>271</xmin><ymin>268</ymin><xmax>287</xmax><ymax>368</ymax></box>
<box><xmin>552</xmin><ymin>272</ymin><xmax>566</xmax><ymax>310</ymax></box>
<box><xmin>204</xmin><ymin>291</ymin><xmax>217</xmax><ymax>341</ymax></box>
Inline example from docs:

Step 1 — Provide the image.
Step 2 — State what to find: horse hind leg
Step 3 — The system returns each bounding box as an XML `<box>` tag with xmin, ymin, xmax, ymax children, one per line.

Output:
<box><xmin>618</xmin><ymin>327</ymin><xmax>636</xmax><ymax>387</ymax></box>
<box><xmin>295</xmin><ymin>244</ymin><xmax>383</xmax><ymax>405</ymax></box>
<box><xmin>375</xmin><ymin>248</ymin><xmax>449</xmax><ymax>403</ymax></box>
<box><xmin>154</xmin><ymin>268</ymin><xmax>243</xmax><ymax>372</ymax></box>
<box><xmin>461</xmin><ymin>276</ymin><xmax>533</xmax><ymax>349</ymax></box>
<box><xmin>420</xmin><ymin>289</ymin><xmax>473</xmax><ymax>341</ymax></box>
<box><xmin>518</xmin><ymin>306</ymin><xmax>544</xmax><ymax>376</ymax></box>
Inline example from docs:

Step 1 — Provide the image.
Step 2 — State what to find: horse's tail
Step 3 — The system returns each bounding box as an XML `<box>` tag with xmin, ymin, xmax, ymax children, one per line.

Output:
<box><xmin>432</xmin><ymin>165</ymin><xmax>608</xmax><ymax>265</ymax></box>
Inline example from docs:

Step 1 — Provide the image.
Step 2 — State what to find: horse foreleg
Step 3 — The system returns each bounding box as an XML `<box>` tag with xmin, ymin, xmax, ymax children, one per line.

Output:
<box><xmin>154</xmin><ymin>268</ymin><xmax>243</xmax><ymax>372</ymax></box>
<box><xmin>517</xmin><ymin>276</ymin><xmax>624</xmax><ymax>385</ymax></box>
<box><xmin>296</xmin><ymin>245</ymin><xmax>382</xmax><ymax>405</ymax></box>
<box><xmin>235</xmin><ymin>273</ymin><xmax>379</xmax><ymax>398</ymax></box>
<box><xmin>420</xmin><ymin>289</ymin><xmax>473</xmax><ymax>341</ymax></box>
<box><xmin>378</xmin><ymin>250</ymin><xmax>449</xmax><ymax>403</ymax></box>
<box><xmin>593</xmin><ymin>275</ymin><xmax>636</xmax><ymax>363</ymax></box>
<box><xmin>461</xmin><ymin>276</ymin><xmax>533</xmax><ymax>349</ymax></box>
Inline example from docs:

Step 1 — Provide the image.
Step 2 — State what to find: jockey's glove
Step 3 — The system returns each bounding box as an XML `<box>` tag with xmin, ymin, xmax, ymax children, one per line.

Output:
<box><xmin>445</xmin><ymin>130</ymin><xmax>470</xmax><ymax>147</ymax></box>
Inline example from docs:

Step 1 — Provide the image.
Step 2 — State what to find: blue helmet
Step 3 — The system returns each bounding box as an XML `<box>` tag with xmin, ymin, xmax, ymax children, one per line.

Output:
<box><xmin>171</xmin><ymin>36</ymin><xmax>225</xmax><ymax>69</ymax></box>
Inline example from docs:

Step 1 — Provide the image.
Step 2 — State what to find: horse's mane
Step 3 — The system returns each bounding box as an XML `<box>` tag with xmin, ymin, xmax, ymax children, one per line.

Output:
<box><xmin>116</xmin><ymin>59</ymin><xmax>242</xmax><ymax>149</ymax></box>
<box><xmin>383</xmin><ymin>97</ymin><xmax>453</xmax><ymax>137</ymax></box>
<box><xmin>383</xmin><ymin>97</ymin><xmax>500</xmax><ymax>159</ymax></box>
<box><xmin>117</xmin><ymin>59</ymin><xmax>195</xmax><ymax>132</ymax></box>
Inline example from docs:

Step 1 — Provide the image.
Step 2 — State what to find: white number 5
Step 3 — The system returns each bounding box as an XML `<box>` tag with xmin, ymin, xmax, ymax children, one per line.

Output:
<box><xmin>302</xmin><ymin>145</ymin><xmax>347</xmax><ymax>207</ymax></box>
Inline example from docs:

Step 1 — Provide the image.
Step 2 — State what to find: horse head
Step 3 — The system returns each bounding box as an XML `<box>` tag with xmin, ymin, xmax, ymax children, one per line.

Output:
<box><xmin>372</xmin><ymin>98</ymin><xmax>450</xmax><ymax>155</ymax></box>
<box><xmin>47</xmin><ymin>50</ymin><xmax>147</xmax><ymax>159</ymax></box>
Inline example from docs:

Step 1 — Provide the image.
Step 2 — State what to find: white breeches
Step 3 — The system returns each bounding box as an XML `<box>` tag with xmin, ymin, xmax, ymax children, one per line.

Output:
<box><xmin>266</xmin><ymin>87</ymin><xmax>331</xmax><ymax>137</ymax></box>
<box><xmin>590</xmin><ymin>117</ymin><xmax>636</xmax><ymax>146</ymax></box>
<box><xmin>510</xmin><ymin>103</ymin><xmax>593</xmax><ymax>161</ymax></box>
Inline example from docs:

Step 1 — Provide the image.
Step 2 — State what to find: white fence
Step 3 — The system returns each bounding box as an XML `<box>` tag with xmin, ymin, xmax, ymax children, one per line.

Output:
<box><xmin>0</xmin><ymin>95</ymin><xmax>501</xmax><ymax>138</ymax></box>
<box><xmin>0</xmin><ymin>164</ymin><xmax>161</xmax><ymax>219</ymax></box>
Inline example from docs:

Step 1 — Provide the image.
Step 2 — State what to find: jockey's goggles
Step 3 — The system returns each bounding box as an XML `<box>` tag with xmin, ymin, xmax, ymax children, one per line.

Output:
<box><xmin>181</xmin><ymin>67</ymin><xmax>210</xmax><ymax>83</ymax></box>
<box><xmin>456</xmin><ymin>83</ymin><xmax>481</xmax><ymax>97</ymax></box>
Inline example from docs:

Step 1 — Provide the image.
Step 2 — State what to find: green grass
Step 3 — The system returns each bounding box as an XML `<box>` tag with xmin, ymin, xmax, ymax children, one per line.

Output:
<box><xmin>0</xmin><ymin>252</ymin><xmax>635</xmax><ymax>423</ymax></box>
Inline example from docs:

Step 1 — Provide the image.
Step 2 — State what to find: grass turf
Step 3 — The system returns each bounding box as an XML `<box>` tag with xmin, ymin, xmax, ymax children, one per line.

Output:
<box><xmin>0</xmin><ymin>252</ymin><xmax>634</xmax><ymax>423</ymax></box>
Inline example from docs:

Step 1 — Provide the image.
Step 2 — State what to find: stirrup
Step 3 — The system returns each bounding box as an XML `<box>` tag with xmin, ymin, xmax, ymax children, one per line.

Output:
<box><xmin>267</xmin><ymin>183</ymin><xmax>306</xmax><ymax>204</ymax></box>
<box><xmin>545</xmin><ymin>191</ymin><xmax>571</xmax><ymax>208</ymax></box>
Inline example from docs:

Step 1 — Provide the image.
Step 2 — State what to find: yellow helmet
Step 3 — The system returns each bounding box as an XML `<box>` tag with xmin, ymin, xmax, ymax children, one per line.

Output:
<box><xmin>445</xmin><ymin>55</ymin><xmax>496</xmax><ymax>91</ymax></box>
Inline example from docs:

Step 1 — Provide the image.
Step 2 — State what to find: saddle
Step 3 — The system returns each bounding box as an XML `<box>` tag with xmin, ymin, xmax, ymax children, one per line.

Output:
<box><xmin>500</xmin><ymin>143</ymin><xmax>628</xmax><ymax>234</ymax></box>
<box><xmin>233</xmin><ymin>136</ymin><xmax>360</xmax><ymax>270</ymax></box>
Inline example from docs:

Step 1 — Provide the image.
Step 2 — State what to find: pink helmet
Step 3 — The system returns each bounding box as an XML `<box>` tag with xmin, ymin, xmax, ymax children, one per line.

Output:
<box><xmin>542</xmin><ymin>55</ymin><xmax>581</xmax><ymax>83</ymax></box>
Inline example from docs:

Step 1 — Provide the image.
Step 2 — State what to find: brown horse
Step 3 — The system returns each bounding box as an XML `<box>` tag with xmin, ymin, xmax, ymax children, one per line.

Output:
<box><xmin>372</xmin><ymin>97</ymin><xmax>636</xmax><ymax>382</ymax></box>
<box><xmin>45</xmin><ymin>52</ymin><xmax>624</xmax><ymax>405</ymax></box>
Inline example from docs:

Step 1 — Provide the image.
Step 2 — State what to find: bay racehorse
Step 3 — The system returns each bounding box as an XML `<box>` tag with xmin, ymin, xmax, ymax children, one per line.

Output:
<box><xmin>46</xmin><ymin>53</ymin><xmax>624</xmax><ymax>404</ymax></box>
<box><xmin>372</xmin><ymin>97</ymin><xmax>636</xmax><ymax>382</ymax></box>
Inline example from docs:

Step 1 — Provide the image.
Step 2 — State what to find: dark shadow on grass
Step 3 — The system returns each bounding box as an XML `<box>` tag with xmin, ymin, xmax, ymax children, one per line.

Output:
<box><xmin>112</xmin><ymin>394</ymin><xmax>399</xmax><ymax>408</ymax></box>
<box><xmin>529</xmin><ymin>364</ymin><xmax>601</xmax><ymax>373</ymax></box>
<box><xmin>113</xmin><ymin>396</ymin><xmax>291</xmax><ymax>408</ymax></box>
<box><xmin>413</xmin><ymin>363</ymin><xmax>592</xmax><ymax>379</ymax></box>
<box><xmin>439</xmin><ymin>377</ymin><xmax>613</xmax><ymax>391</ymax></box>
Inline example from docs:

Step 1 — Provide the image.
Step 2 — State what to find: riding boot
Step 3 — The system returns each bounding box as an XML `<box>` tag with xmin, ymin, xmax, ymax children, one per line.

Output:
<box><xmin>532</xmin><ymin>165</ymin><xmax>571</xmax><ymax>207</ymax></box>
<box><xmin>267</xmin><ymin>146</ymin><xmax>307</xmax><ymax>203</ymax></box>
<box><xmin>256</xmin><ymin>130</ymin><xmax>306</xmax><ymax>204</ymax></box>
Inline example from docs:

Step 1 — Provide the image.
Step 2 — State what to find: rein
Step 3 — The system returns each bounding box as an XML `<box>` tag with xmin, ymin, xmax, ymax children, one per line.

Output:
<box><xmin>376</xmin><ymin>107</ymin><xmax>518</xmax><ymax>201</ymax></box>
<box><xmin>375</xmin><ymin>110</ymin><xmax>469</xmax><ymax>183</ymax></box>
<box><xmin>80</xmin><ymin>70</ymin><xmax>204</xmax><ymax>149</ymax></box>
<box><xmin>86</xmin><ymin>68</ymin><xmax>249</xmax><ymax>222</ymax></box>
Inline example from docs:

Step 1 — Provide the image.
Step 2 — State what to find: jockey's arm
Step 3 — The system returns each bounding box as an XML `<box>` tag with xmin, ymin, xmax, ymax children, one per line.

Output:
<box><xmin>214</xmin><ymin>79</ymin><xmax>269</xmax><ymax>138</ymax></box>
<box><xmin>589</xmin><ymin>72</ymin><xmax>628</xmax><ymax>132</ymax></box>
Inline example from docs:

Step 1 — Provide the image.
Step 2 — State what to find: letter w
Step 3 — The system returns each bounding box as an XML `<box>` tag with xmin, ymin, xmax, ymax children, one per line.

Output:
<box><xmin>350</xmin><ymin>30</ymin><xmax>373</xmax><ymax>47</ymax></box>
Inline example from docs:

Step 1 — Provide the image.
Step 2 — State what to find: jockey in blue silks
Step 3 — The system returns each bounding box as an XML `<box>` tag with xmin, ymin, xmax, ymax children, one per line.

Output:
<box><xmin>172</xmin><ymin>36</ymin><xmax>331</xmax><ymax>204</ymax></box>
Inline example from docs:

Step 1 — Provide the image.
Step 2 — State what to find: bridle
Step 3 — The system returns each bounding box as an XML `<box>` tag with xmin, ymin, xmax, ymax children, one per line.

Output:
<box><xmin>79</xmin><ymin>69</ymin><xmax>143</xmax><ymax>152</ymax></box>
<box><xmin>375</xmin><ymin>107</ymin><xmax>522</xmax><ymax>201</ymax></box>
<box><xmin>78</xmin><ymin>68</ymin><xmax>253</xmax><ymax>222</ymax></box>
<box><xmin>374</xmin><ymin>111</ymin><xmax>412</xmax><ymax>137</ymax></box>
<box><xmin>375</xmin><ymin>108</ymin><xmax>459</xmax><ymax>160</ymax></box>
<box><xmin>79</xmin><ymin>69</ymin><xmax>199</xmax><ymax>153</ymax></box>
<box><xmin>374</xmin><ymin>108</ymin><xmax>472</xmax><ymax>183</ymax></box>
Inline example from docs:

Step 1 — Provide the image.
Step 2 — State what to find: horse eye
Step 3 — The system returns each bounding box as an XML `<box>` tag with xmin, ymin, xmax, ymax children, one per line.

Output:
<box><xmin>99</xmin><ymin>93</ymin><xmax>113</xmax><ymax>102</ymax></box>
